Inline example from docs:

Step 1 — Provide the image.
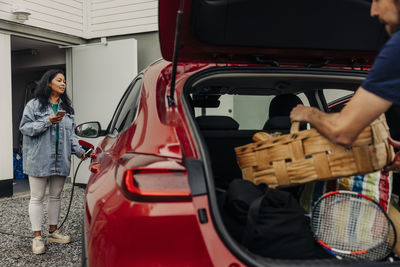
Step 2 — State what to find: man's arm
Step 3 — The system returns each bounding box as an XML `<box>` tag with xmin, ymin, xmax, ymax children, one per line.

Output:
<box><xmin>290</xmin><ymin>87</ymin><xmax>392</xmax><ymax>146</ymax></box>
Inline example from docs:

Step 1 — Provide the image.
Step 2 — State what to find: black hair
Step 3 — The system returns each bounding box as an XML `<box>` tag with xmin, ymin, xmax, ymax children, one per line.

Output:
<box><xmin>34</xmin><ymin>69</ymin><xmax>74</xmax><ymax>114</ymax></box>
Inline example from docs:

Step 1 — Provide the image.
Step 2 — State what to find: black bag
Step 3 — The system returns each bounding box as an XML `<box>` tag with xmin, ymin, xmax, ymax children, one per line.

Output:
<box><xmin>241</xmin><ymin>188</ymin><xmax>330</xmax><ymax>259</ymax></box>
<box><xmin>224</xmin><ymin>179</ymin><xmax>266</xmax><ymax>224</ymax></box>
<box><xmin>222</xmin><ymin>179</ymin><xmax>266</xmax><ymax>242</ymax></box>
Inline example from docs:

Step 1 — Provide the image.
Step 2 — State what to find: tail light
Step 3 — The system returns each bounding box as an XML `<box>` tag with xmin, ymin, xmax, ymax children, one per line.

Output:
<box><xmin>122</xmin><ymin>168</ymin><xmax>191</xmax><ymax>201</ymax></box>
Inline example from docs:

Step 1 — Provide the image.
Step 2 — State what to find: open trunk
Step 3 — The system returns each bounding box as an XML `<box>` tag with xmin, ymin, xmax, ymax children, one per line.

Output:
<box><xmin>182</xmin><ymin>66</ymin><xmax>400</xmax><ymax>266</ymax></box>
<box><xmin>160</xmin><ymin>0</ymin><xmax>398</xmax><ymax>264</ymax></box>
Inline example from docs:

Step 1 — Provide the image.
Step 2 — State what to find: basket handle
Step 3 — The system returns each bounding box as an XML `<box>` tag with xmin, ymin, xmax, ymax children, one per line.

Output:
<box><xmin>253</xmin><ymin>132</ymin><xmax>271</xmax><ymax>142</ymax></box>
<box><xmin>290</xmin><ymin>121</ymin><xmax>300</xmax><ymax>133</ymax></box>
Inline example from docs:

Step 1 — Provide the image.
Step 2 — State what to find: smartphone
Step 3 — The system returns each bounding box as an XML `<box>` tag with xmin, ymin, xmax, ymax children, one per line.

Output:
<box><xmin>56</xmin><ymin>110</ymin><xmax>66</xmax><ymax>117</ymax></box>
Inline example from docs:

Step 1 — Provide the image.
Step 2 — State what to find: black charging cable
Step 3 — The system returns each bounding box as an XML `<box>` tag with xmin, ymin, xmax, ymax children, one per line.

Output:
<box><xmin>58</xmin><ymin>148</ymin><xmax>92</xmax><ymax>230</ymax></box>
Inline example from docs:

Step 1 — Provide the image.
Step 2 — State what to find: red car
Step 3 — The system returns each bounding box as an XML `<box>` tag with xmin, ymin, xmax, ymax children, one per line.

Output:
<box><xmin>75</xmin><ymin>0</ymin><xmax>397</xmax><ymax>266</ymax></box>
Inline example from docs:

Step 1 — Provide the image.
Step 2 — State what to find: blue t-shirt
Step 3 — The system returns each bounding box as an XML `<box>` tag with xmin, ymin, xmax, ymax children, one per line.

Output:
<box><xmin>362</xmin><ymin>30</ymin><xmax>400</xmax><ymax>106</ymax></box>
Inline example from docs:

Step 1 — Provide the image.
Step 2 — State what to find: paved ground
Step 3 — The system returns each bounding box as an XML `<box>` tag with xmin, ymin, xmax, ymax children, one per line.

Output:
<box><xmin>0</xmin><ymin>185</ymin><xmax>85</xmax><ymax>267</ymax></box>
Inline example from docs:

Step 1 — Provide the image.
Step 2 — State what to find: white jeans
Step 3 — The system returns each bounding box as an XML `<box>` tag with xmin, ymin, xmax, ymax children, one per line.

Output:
<box><xmin>28</xmin><ymin>175</ymin><xmax>66</xmax><ymax>232</ymax></box>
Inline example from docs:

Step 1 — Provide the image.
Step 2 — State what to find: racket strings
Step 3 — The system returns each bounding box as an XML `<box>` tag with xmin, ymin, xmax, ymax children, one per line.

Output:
<box><xmin>312</xmin><ymin>192</ymin><xmax>395</xmax><ymax>261</ymax></box>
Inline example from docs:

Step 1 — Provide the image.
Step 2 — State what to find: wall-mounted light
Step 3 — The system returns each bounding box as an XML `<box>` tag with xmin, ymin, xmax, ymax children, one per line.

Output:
<box><xmin>11</xmin><ymin>3</ymin><xmax>31</xmax><ymax>22</ymax></box>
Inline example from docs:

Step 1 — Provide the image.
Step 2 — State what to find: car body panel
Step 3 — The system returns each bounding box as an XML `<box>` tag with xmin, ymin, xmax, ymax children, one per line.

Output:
<box><xmin>85</xmin><ymin>184</ymin><xmax>215</xmax><ymax>266</ymax></box>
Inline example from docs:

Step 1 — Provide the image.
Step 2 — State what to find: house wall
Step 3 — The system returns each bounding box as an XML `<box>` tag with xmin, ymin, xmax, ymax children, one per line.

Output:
<box><xmin>88</xmin><ymin>0</ymin><xmax>158</xmax><ymax>38</ymax></box>
<box><xmin>0</xmin><ymin>0</ymin><xmax>157</xmax><ymax>39</ymax></box>
<box><xmin>110</xmin><ymin>31</ymin><xmax>161</xmax><ymax>72</ymax></box>
<box><xmin>0</xmin><ymin>0</ymin><xmax>84</xmax><ymax>37</ymax></box>
<box><xmin>0</xmin><ymin>32</ymin><xmax>13</xmax><ymax>197</ymax></box>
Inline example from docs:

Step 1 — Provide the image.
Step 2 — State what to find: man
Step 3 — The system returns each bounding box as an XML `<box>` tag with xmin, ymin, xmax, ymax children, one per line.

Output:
<box><xmin>290</xmin><ymin>0</ymin><xmax>400</xmax><ymax>172</ymax></box>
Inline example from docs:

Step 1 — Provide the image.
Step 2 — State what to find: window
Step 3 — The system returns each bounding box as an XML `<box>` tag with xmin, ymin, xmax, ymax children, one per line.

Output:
<box><xmin>323</xmin><ymin>89</ymin><xmax>353</xmax><ymax>104</ymax></box>
<box><xmin>323</xmin><ymin>89</ymin><xmax>354</xmax><ymax>113</ymax></box>
<box><xmin>194</xmin><ymin>93</ymin><xmax>309</xmax><ymax>130</ymax></box>
<box><xmin>108</xmin><ymin>77</ymin><xmax>143</xmax><ymax>137</ymax></box>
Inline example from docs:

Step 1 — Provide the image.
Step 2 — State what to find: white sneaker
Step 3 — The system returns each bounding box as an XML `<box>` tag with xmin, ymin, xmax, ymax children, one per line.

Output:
<box><xmin>32</xmin><ymin>236</ymin><xmax>45</xmax><ymax>254</ymax></box>
<box><xmin>47</xmin><ymin>230</ymin><xmax>71</xmax><ymax>244</ymax></box>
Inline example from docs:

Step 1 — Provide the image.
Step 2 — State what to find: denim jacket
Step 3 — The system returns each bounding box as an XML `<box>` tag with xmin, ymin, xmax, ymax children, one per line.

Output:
<box><xmin>19</xmin><ymin>98</ymin><xmax>84</xmax><ymax>177</ymax></box>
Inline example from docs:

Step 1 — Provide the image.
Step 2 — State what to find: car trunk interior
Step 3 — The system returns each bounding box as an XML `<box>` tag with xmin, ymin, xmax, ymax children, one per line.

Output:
<box><xmin>189</xmin><ymin>68</ymin><xmax>363</xmax><ymax>185</ymax></box>
<box><xmin>183</xmin><ymin>66</ymin><xmax>400</xmax><ymax>265</ymax></box>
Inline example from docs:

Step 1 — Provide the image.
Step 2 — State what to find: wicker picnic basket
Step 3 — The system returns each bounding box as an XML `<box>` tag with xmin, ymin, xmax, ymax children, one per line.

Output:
<box><xmin>234</xmin><ymin>114</ymin><xmax>395</xmax><ymax>188</ymax></box>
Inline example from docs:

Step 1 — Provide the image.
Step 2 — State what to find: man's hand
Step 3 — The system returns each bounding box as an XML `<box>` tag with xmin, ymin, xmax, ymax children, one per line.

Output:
<box><xmin>290</xmin><ymin>104</ymin><xmax>315</xmax><ymax>122</ymax></box>
<box><xmin>385</xmin><ymin>137</ymin><xmax>400</xmax><ymax>173</ymax></box>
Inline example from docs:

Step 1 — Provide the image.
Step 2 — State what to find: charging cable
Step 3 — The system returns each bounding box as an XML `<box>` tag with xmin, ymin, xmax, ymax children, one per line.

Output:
<box><xmin>58</xmin><ymin>148</ymin><xmax>93</xmax><ymax>230</ymax></box>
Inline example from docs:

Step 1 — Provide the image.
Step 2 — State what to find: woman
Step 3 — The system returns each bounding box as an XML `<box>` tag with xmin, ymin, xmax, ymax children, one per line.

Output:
<box><xmin>19</xmin><ymin>69</ymin><xmax>86</xmax><ymax>254</ymax></box>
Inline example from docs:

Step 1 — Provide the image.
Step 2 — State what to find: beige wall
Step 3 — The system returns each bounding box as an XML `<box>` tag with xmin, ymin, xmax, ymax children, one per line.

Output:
<box><xmin>0</xmin><ymin>0</ymin><xmax>84</xmax><ymax>37</ymax></box>
<box><xmin>89</xmin><ymin>0</ymin><xmax>157</xmax><ymax>38</ymax></box>
<box><xmin>0</xmin><ymin>33</ymin><xmax>13</xmax><ymax>180</ymax></box>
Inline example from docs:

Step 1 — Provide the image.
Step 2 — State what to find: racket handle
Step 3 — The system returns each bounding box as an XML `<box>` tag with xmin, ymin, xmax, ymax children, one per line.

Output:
<box><xmin>325</xmin><ymin>248</ymin><xmax>342</xmax><ymax>260</ymax></box>
<box><xmin>389</xmin><ymin>203</ymin><xmax>400</xmax><ymax>256</ymax></box>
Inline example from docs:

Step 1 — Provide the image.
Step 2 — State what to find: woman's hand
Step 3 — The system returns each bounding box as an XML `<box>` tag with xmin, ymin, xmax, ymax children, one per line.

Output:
<box><xmin>49</xmin><ymin>114</ymin><xmax>64</xmax><ymax>124</ymax></box>
<box><xmin>80</xmin><ymin>152</ymin><xmax>88</xmax><ymax>160</ymax></box>
<box><xmin>384</xmin><ymin>137</ymin><xmax>400</xmax><ymax>173</ymax></box>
